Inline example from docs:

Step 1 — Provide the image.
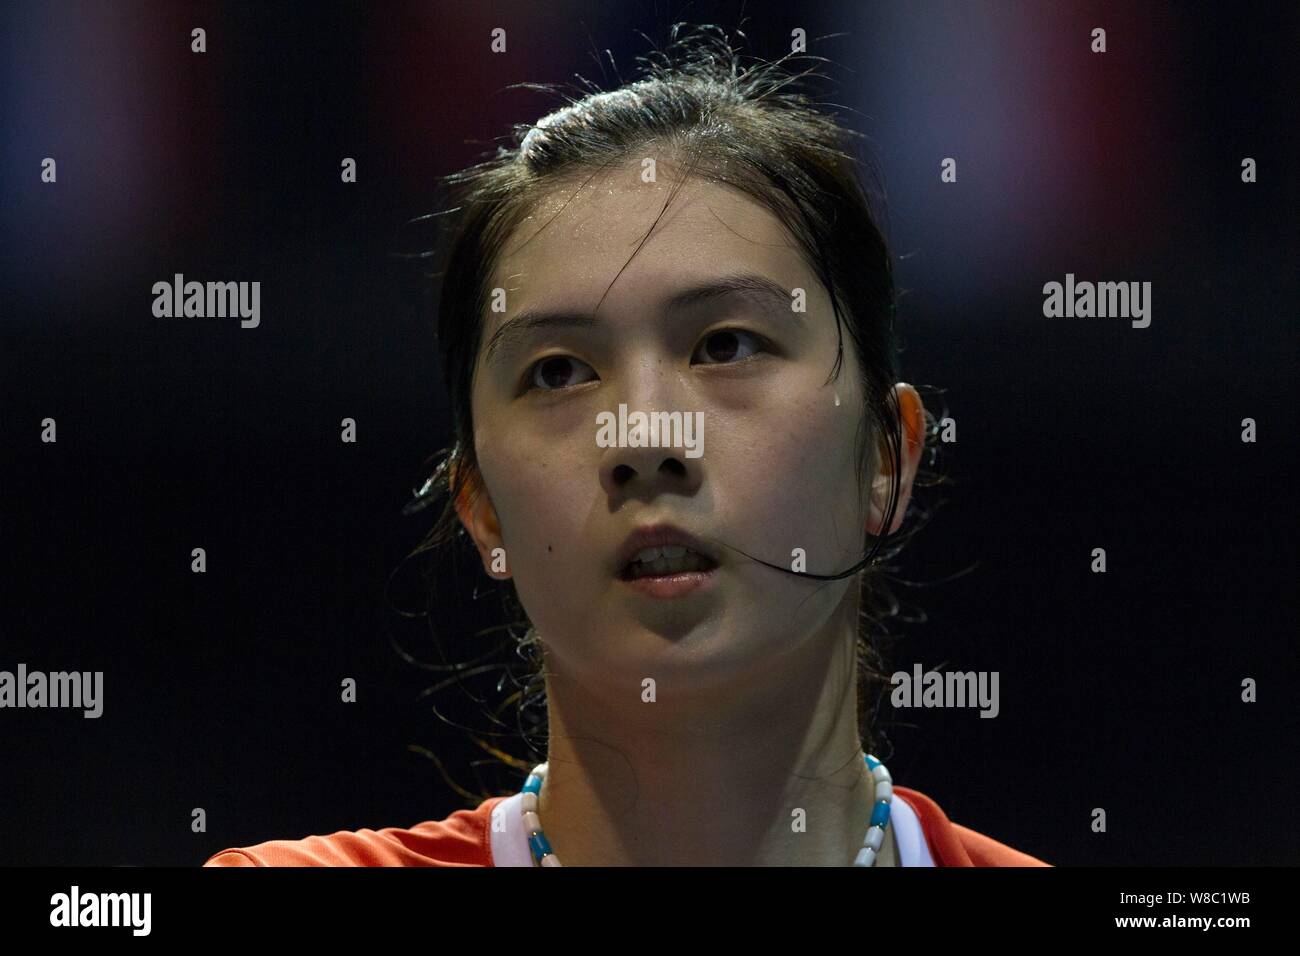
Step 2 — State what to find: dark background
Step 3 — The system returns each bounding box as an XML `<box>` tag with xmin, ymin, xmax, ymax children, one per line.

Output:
<box><xmin>1</xmin><ymin>0</ymin><xmax>1296</xmax><ymax>866</ymax></box>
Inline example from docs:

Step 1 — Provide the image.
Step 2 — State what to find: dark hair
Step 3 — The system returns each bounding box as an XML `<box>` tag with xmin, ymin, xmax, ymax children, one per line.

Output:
<box><xmin>393</xmin><ymin>23</ymin><xmax>947</xmax><ymax>805</ymax></box>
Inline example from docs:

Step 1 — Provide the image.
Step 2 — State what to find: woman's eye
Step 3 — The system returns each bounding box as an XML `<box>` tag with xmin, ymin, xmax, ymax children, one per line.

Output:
<box><xmin>692</xmin><ymin>328</ymin><xmax>769</xmax><ymax>365</ymax></box>
<box><xmin>526</xmin><ymin>355</ymin><xmax>598</xmax><ymax>393</ymax></box>
<box><xmin>523</xmin><ymin>330</ymin><xmax>769</xmax><ymax>394</ymax></box>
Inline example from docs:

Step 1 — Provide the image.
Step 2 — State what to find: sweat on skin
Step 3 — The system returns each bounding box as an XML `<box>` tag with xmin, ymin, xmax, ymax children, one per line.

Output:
<box><xmin>456</xmin><ymin>160</ymin><xmax>927</xmax><ymax>865</ymax></box>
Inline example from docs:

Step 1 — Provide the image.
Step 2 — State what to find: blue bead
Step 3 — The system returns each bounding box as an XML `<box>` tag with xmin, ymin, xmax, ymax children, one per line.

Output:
<box><xmin>528</xmin><ymin>831</ymin><xmax>553</xmax><ymax>859</ymax></box>
<box><xmin>522</xmin><ymin>774</ymin><xmax>542</xmax><ymax>794</ymax></box>
<box><xmin>870</xmin><ymin>800</ymin><xmax>891</xmax><ymax>828</ymax></box>
<box><xmin>865</xmin><ymin>755</ymin><xmax>879</xmax><ymax>770</ymax></box>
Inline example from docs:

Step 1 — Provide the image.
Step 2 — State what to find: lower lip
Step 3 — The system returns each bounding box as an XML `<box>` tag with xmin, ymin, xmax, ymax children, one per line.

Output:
<box><xmin>620</xmin><ymin>566</ymin><xmax>719</xmax><ymax>599</ymax></box>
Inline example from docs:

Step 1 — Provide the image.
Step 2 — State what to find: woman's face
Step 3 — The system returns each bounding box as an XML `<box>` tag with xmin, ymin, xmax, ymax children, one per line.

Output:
<box><xmin>460</xmin><ymin>163</ymin><xmax>903</xmax><ymax>699</ymax></box>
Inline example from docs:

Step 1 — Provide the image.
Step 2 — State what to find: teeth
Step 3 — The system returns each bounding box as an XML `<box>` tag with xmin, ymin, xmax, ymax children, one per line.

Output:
<box><xmin>632</xmin><ymin>545</ymin><xmax>688</xmax><ymax>563</ymax></box>
<box><xmin>626</xmin><ymin>546</ymin><xmax>712</xmax><ymax>579</ymax></box>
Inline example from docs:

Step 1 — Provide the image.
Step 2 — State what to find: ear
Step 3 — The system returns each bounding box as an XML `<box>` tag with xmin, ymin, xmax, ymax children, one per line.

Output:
<box><xmin>866</xmin><ymin>383</ymin><xmax>926</xmax><ymax>537</ymax></box>
<box><xmin>450</xmin><ymin>459</ymin><xmax>509</xmax><ymax>579</ymax></box>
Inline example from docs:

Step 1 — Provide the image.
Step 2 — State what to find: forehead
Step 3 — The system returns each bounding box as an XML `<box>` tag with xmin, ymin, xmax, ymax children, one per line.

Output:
<box><xmin>485</xmin><ymin>165</ymin><xmax>811</xmax><ymax>324</ymax></box>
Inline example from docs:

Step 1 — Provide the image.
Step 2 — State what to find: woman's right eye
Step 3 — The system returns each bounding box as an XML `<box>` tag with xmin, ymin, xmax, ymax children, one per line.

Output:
<box><xmin>525</xmin><ymin>355</ymin><xmax>598</xmax><ymax>393</ymax></box>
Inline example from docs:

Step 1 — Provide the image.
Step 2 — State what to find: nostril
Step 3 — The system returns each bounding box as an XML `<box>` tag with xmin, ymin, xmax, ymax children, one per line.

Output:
<box><xmin>612</xmin><ymin>463</ymin><xmax>636</xmax><ymax>484</ymax></box>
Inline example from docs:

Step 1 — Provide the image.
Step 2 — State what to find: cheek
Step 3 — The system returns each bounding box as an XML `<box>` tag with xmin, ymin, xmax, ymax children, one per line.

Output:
<box><xmin>477</xmin><ymin>431</ymin><xmax>588</xmax><ymax>576</ymax></box>
<box><xmin>723</xmin><ymin>393</ymin><xmax>867</xmax><ymax>550</ymax></box>
<box><xmin>476</xmin><ymin>435</ymin><xmax>609</xmax><ymax>657</ymax></box>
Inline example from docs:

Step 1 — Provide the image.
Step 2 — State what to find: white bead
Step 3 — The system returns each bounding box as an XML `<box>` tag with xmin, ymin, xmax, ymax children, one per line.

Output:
<box><xmin>522</xmin><ymin>810</ymin><xmax>541</xmax><ymax>833</ymax></box>
<box><xmin>864</xmin><ymin>825</ymin><xmax>885</xmax><ymax>852</ymax></box>
<box><xmin>520</xmin><ymin>791</ymin><xmax>537</xmax><ymax>813</ymax></box>
<box><xmin>871</xmin><ymin>764</ymin><xmax>891</xmax><ymax>784</ymax></box>
<box><xmin>540</xmin><ymin>854</ymin><xmax>562</xmax><ymax>867</ymax></box>
<box><xmin>535</xmin><ymin>762</ymin><xmax>549</xmax><ymax>776</ymax></box>
<box><xmin>853</xmin><ymin>846</ymin><xmax>877</xmax><ymax>867</ymax></box>
<box><xmin>875</xmin><ymin>780</ymin><xmax>892</xmax><ymax>802</ymax></box>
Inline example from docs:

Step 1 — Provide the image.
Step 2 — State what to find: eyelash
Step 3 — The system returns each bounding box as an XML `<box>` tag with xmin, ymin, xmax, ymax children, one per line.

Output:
<box><xmin>521</xmin><ymin>328</ymin><xmax>774</xmax><ymax>395</ymax></box>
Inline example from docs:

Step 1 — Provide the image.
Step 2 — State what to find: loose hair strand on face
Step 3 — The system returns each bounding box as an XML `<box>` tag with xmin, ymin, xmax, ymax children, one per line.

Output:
<box><xmin>389</xmin><ymin>22</ymin><xmax>953</xmax><ymax>803</ymax></box>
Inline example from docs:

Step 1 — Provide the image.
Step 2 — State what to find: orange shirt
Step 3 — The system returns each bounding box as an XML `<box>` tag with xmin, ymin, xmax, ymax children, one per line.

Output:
<box><xmin>203</xmin><ymin>786</ymin><xmax>1050</xmax><ymax>867</ymax></box>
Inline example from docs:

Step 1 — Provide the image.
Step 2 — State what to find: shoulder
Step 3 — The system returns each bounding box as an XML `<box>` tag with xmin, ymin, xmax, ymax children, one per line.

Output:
<box><xmin>203</xmin><ymin>796</ymin><xmax>508</xmax><ymax>867</ymax></box>
<box><xmin>893</xmin><ymin>785</ymin><xmax>1051</xmax><ymax>867</ymax></box>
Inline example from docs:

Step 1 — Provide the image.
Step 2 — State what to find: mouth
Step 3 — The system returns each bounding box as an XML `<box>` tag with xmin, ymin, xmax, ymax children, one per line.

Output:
<box><xmin>619</xmin><ymin>544</ymin><xmax>720</xmax><ymax>581</ymax></box>
<box><xmin>615</xmin><ymin>524</ymin><xmax>721</xmax><ymax>582</ymax></box>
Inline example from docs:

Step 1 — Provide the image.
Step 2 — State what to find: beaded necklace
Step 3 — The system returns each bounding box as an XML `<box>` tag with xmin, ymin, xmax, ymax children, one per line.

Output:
<box><xmin>518</xmin><ymin>753</ymin><xmax>894</xmax><ymax>866</ymax></box>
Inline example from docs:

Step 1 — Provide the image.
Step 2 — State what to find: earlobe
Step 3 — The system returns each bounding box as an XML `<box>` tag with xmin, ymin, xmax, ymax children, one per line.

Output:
<box><xmin>450</xmin><ymin>459</ymin><xmax>506</xmax><ymax>577</ymax></box>
<box><xmin>864</xmin><ymin>383</ymin><xmax>925</xmax><ymax>537</ymax></box>
<box><xmin>898</xmin><ymin>385</ymin><xmax>925</xmax><ymax>457</ymax></box>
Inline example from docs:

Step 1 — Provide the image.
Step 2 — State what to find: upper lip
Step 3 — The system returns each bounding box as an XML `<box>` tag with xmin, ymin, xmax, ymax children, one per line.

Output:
<box><xmin>614</xmin><ymin>523</ymin><xmax>720</xmax><ymax>577</ymax></box>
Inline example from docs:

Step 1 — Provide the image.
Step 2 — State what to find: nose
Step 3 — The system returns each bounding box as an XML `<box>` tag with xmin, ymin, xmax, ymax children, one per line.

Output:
<box><xmin>596</xmin><ymin>361</ymin><xmax>704</xmax><ymax>500</ymax></box>
<box><xmin>599</xmin><ymin>442</ymin><xmax>702</xmax><ymax>500</ymax></box>
<box><xmin>599</xmin><ymin>439</ymin><xmax>703</xmax><ymax>500</ymax></box>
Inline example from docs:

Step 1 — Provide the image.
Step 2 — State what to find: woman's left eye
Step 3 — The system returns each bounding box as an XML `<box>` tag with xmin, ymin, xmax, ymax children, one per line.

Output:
<box><xmin>521</xmin><ymin>329</ymin><xmax>771</xmax><ymax>396</ymax></box>
<box><xmin>691</xmin><ymin>328</ymin><xmax>770</xmax><ymax>365</ymax></box>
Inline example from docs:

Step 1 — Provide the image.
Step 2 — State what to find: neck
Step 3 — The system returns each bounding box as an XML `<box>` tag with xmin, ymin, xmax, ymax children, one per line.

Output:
<box><xmin>533</xmin><ymin>598</ymin><xmax>896</xmax><ymax>866</ymax></box>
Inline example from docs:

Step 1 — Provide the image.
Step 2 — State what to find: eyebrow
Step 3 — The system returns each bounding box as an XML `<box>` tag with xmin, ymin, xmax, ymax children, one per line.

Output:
<box><xmin>481</xmin><ymin>272</ymin><xmax>803</xmax><ymax>370</ymax></box>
